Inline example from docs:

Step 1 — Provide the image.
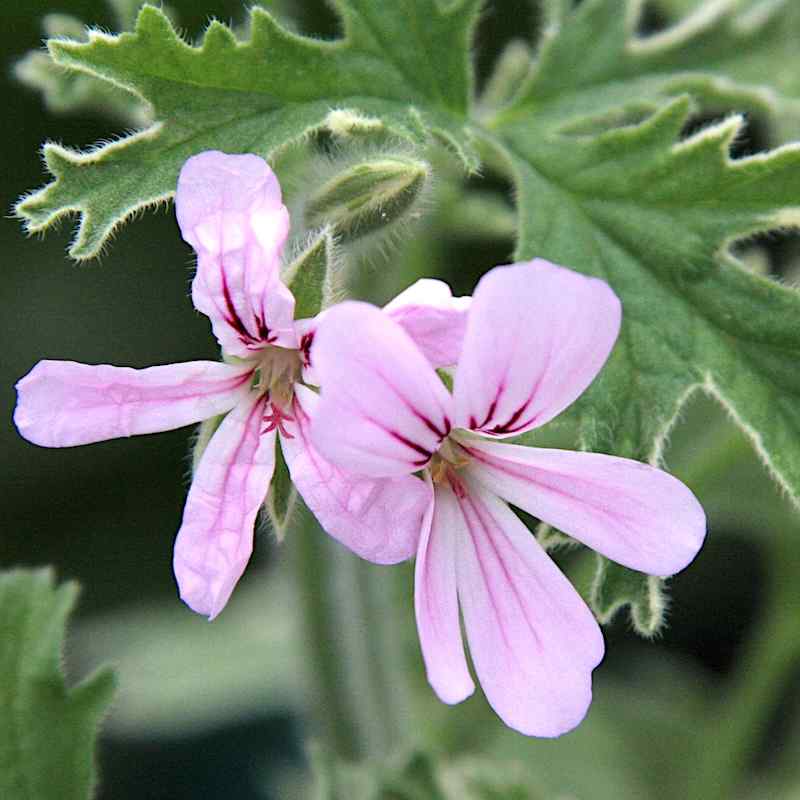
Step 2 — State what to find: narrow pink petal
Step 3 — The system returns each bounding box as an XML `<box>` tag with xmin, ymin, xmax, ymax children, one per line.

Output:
<box><xmin>14</xmin><ymin>359</ymin><xmax>252</xmax><ymax>448</ymax></box>
<box><xmin>453</xmin><ymin>260</ymin><xmax>621</xmax><ymax>437</ymax></box>
<box><xmin>453</xmin><ymin>479</ymin><xmax>604</xmax><ymax>737</ymax></box>
<box><xmin>280</xmin><ymin>386</ymin><xmax>432</xmax><ymax>564</ymax></box>
<box><xmin>310</xmin><ymin>302</ymin><xmax>454</xmax><ymax>478</ymax></box>
<box><xmin>173</xmin><ymin>392</ymin><xmax>275</xmax><ymax>619</ymax></box>
<box><xmin>176</xmin><ymin>151</ymin><xmax>296</xmax><ymax>357</ymax></box>
<box><xmin>414</xmin><ymin>483</ymin><xmax>475</xmax><ymax>704</ymax></box>
<box><xmin>384</xmin><ymin>279</ymin><xmax>471</xmax><ymax>368</ymax></box>
<box><xmin>463</xmin><ymin>437</ymin><xmax>706</xmax><ymax>577</ymax></box>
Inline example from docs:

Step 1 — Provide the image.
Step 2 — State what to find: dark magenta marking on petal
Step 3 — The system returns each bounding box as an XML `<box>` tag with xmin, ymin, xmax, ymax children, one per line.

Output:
<box><xmin>221</xmin><ymin>267</ymin><xmax>258</xmax><ymax>345</ymax></box>
<box><xmin>300</xmin><ymin>331</ymin><xmax>315</xmax><ymax>368</ymax></box>
<box><xmin>372</xmin><ymin>366</ymin><xmax>449</xmax><ymax>441</ymax></box>
<box><xmin>477</xmin><ymin>398</ymin><xmax>498</xmax><ymax>429</ymax></box>
<box><xmin>489</xmin><ymin>399</ymin><xmax>532</xmax><ymax>434</ymax></box>
<box><xmin>416</xmin><ymin>411</ymin><xmax>449</xmax><ymax>440</ymax></box>
<box><xmin>388</xmin><ymin>430</ymin><xmax>433</xmax><ymax>462</ymax></box>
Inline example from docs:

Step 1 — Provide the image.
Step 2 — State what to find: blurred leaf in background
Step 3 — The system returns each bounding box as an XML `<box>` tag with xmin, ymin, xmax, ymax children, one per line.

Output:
<box><xmin>0</xmin><ymin>568</ymin><xmax>115</xmax><ymax>800</ymax></box>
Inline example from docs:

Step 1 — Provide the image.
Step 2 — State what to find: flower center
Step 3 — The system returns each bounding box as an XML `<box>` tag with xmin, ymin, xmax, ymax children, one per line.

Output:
<box><xmin>429</xmin><ymin>437</ymin><xmax>470</xmax><ymax>496</ymax></box>
<box><xmin>251</xmin><ymin>345</ymin><xmax>304</xmax><ymax>436</ymax></box>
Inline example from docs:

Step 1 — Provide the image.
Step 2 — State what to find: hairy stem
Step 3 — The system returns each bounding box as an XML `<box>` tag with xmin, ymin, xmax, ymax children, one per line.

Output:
<box><xmin>288</xmin><ymin>507</ymin><xmax>406</xmax><ymax>761</ymax></box>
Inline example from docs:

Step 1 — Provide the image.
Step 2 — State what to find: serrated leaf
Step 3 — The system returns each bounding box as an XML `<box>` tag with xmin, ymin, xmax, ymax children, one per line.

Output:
<box><xmin>493</xmin><ymin>0</ymin><xmax>796</xmax><ymax>139</ymax></box>
<box><xmin>481</xmin><ymin>0</ymin><xmax>800</xmax><ymax>629</ymax></box>
<box><xmin>590</xmin><ymin>557</ymin><xmax>666</xmax><ymax>636</ymax></box>
<box><xmin>653</xmin><ymin>0</ymin><xmax>800</xmax><ymax>141</ymax></box>
<box><xmin>282</xmin><ymin>228</ymin><xmax>338</xmax><ymax>320</ymax></box>
<box><xmin>0</xmin><ymin>568</ymin><xmax>116</xmax><ymax>800</ymax></box>
<box><xmin>14</xmin><ymin>6</ymin><xmax>150</xmax><ymax>127</ymax></box>
<box><xmin>17</xmin><ymin>0</ymin><xmax>481</xmax><ymax>259</ymax></box>
<box><xmin>496</xmin><ymin>95</ymin><xmax>800</xmax><ymax>622</ymax></box>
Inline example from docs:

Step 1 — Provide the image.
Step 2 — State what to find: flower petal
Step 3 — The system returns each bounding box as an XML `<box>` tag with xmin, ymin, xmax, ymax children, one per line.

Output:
<box><xmin>384</xmin><ymin>278</ymin><xmax>471</xmax><ymax>368</ymax></box>
<box><xmin>14</xmin><ymin>359</ymin><xmax>252</xmax><ymax>447</ymax></box>
<box><xmin>463</xmin><ymin>438</ymin><xmax>706</xmax><ymax>577</ymax></box>
<box><xmin>173</xmin><ymin>392</ymin><xmax>275</xmax><ymax>619</ymax></box>
<box><xmin>415</xmin><ymin>483</ymin><xmax>475</xmax><ymax>704</ymax></box>
<box><xmin>176</xmin><ymin>151</ymin><xmax>296</xmax><ymax>357</ymax></box>
<box><xmin>453</xmin><ymin>259</ymin><xmax>621</xmax><ymax>437</ymax></box>
<box><xmin>453</xmin><ymin>479</ymin><xmax>604</xmax><ymax>737</ymax></box>
<box><xmin>281</xmin><ymin>386</ymin><xmax>432</xmax><ymax>564</ymax></box>
<box><xmin>310</xmin><ymin>301</ymin><xmax>453</xmax><ymax>477</ymax></box>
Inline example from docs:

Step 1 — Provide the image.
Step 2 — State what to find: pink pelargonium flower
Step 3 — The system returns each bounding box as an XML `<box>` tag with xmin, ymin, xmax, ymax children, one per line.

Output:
<box><xmin>309</xmin><ymin>259</ymin><xmax>707</xmax><ymax>737</ymax></box>
<box><xmin>13</xmin><ymin>150</ymin><xmax>469</xmax><ymax>619</ymax></box>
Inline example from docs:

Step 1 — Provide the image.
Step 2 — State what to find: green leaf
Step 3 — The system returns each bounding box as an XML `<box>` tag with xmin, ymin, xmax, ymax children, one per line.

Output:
<box><xmin>13</xmin><ymin>5</ymin><xmax>151</xmax><ymax>127</ymax></box>
<box><xmin>487</xmin><ymin>91</ymin><xmax>800</xmax><ymax>627</ymax></box>
<box><xmin>492</xmin><ymin>0</ymin><xmax>795</xmax><ymax>139</ymax></box>
<box><xmin>590</xmin><ymin>557</ymin><xmax>667</xmax><ymax>637</ymax></box>
<box><xmin>0</xmin><ymin>568</ymin><xmax>116</xmax><ymax>800</ymax></box>
<box><xmin>652</xmin><ymin>0</ymin><xmax>800</xmax><ymax>141</ymax></box>
<box><xmin>283</xmin><ymin>228</ymin><xmax>339</xmax><ymax>320</ymax></box>
<box><xmin>481</xmin><ymin>0</ymin><xmax>800</xmax><ymax>629</ymax></box>
<box><xmin>16</xmin><ymin>0</ymin><xmax>481</xmax><ymax>259</ymax></box>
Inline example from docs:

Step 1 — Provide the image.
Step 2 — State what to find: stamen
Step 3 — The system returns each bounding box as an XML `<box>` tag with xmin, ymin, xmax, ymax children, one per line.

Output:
<box><xmin>262</xmin><ymin>401</ymin><xmax>295</xmax><ymax>438</ymax></box>
<box><xmin>429</xmin><ymin>437</ymin><xmax>470</xmax><ymax>492</ymax></box>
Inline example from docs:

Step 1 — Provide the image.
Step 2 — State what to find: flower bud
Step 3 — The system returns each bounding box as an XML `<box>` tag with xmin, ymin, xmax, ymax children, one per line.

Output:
<box><xmin>305</xmin><ymin>156</ymin><xmax>429</xmax><ymax>242</ymax></box>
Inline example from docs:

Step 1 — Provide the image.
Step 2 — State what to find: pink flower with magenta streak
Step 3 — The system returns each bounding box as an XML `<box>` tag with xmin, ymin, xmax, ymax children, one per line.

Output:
<box><xmin>13</xmin><ymin>151</ymin><xmax>469</xmax><ymax>619</ymax></box>
<box><xmin>309</xmin><ymin>259</ymin><xmax>707</xmax><ymax>737</ymax></box>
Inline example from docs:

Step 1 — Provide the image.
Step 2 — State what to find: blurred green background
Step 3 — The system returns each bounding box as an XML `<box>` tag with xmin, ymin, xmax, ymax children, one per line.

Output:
<box><xmin>2</xmin><ymin>2</ymin><xmax>800</xmax><ymax>798</ymax></box>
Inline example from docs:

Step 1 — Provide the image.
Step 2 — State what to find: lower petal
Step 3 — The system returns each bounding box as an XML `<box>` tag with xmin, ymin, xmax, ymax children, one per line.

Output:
<box><xmin>463</xmin><ymin>438</ymin><xmax>706</xmax><ymax>577</ymax></box>
<box><xmin>173</xmin><ymin>392</ymin><xmax>275</xmax><ymax>619</ymax></box>
<box><xmin>454</xmin><ymin>479</ymin><xmax>604</xmax><ymax>737</ymax></box>
<box><xmin>415</xmin><ymin>484</ymin><xmax>475</xmax><ymax>704</ymax></box>
<box><xmin>281</xmin><ymin>386</ymin><xmax>431</xmax><ymax>564</ymax></box>
<box><xmin>14</xmin><ymin>359</ymin><xmax>252</xmax><ymax>447</ymax></box>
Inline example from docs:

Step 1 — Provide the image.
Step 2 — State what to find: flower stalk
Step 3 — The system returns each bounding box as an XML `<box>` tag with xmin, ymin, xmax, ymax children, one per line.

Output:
<box><xmin>289</xmin><ymin>509</ymin><xmax>408</xmax><ymax>761</ymax></box>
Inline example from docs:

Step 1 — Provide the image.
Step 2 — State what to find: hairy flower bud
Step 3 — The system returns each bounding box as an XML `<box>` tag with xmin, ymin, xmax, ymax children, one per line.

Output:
<box><xmin>305</xmin><ymin>156</ymin><xmax>429</xmax><ymax>242</ymax></box>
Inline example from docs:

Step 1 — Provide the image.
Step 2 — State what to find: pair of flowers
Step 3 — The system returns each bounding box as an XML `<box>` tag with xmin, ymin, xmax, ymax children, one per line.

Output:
<box><xmin>14</xmin><ymin>151</ymin><xmax>705</xmax><ymax>737</ymax></box>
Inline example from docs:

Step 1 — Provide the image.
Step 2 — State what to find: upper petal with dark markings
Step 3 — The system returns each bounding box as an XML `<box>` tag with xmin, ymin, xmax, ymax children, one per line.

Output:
<box><xmin>453</xmin><ymin>260</ymin><xmax>621</xmax><ymax>437</ymax></box>
<box><xmin>176</xmin><ymin>151</ymin><xmax>296</xmax><ymax>357</ymax></box>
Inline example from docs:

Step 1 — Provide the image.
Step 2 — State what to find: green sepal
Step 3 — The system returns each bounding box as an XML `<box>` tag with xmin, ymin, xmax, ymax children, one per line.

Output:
<box><xmin>0</xmin><ymin>568</ymin><xmax>116</xmax><ymax>800</ymax></box>
<box><xmin>304</xmin><ymin>156</ymin><xmax>430</xmax><ymax>242</ymax></box>
<box><xmin>266</xmin><ymin>436</ymin><xmax>297</xmax><ymax>541</ymax></box>
<box><xmin>590</xmin><ymin>556</ymin><xmax>667</xmax><ymax>637</ymax></box>
<box><xmin>282</xmin><ymin>228</ymin><xmax>338</xmax><ymax>320</ymax></box>
<box><xmin>190</xmin><ymin>412</ymin><xmax>225</xmax><ymax>473</ymax></box>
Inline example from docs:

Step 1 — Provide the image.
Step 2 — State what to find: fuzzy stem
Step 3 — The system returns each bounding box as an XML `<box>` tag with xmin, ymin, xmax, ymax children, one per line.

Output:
<box><xmin>288</xmin><ymin>507</ymin><xmax>406</xmax><ymax>761</ymax></box>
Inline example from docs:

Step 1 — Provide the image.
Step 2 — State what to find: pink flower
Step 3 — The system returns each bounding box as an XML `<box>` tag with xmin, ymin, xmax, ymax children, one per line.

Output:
<box><xmin>14</xmin><ymin>151</ymin><xmax>469</xmax><ymax>619</ymax></box>
<box><xmin>309</xmin><ymin>259</ymin><xmax>707</xmax><ymax>737</ymax></box>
